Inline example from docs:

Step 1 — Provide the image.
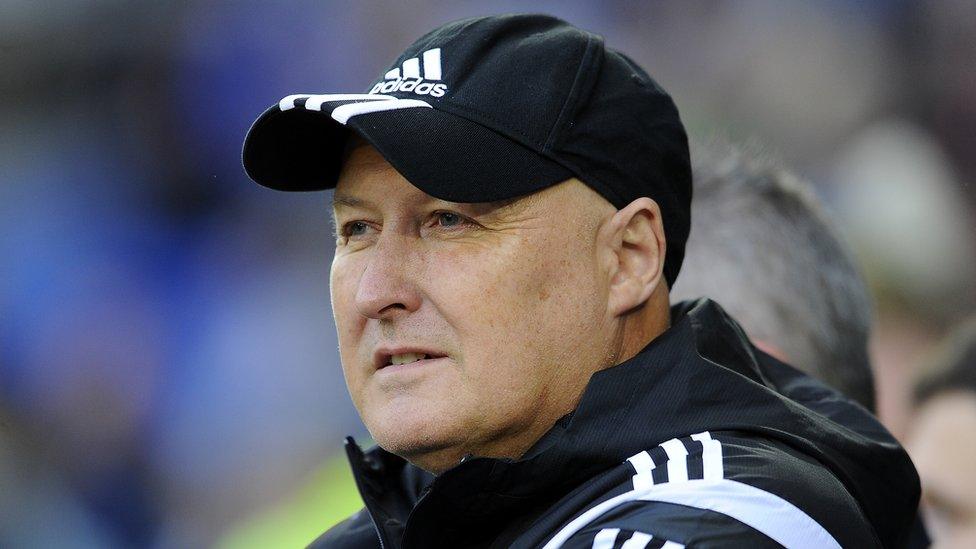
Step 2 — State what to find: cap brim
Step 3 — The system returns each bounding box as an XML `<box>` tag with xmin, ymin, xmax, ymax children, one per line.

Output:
<box><xmin>242</xmin><ymin>96</ymin><xmax>573</xmax><ymax>203</ymax></box>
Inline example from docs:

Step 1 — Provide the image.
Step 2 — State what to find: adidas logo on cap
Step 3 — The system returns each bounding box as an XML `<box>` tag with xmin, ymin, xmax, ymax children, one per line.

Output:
<box><xmin>369</xmin><ymin>48</ymin><xmax>447</xmax><ymax>98</ymax></box>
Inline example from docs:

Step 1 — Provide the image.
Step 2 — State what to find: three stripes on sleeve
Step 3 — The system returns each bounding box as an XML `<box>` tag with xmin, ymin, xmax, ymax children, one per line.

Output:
<box><xmin>545</xmin><ymin>431</ymin><xmax>842</xmax><ymax>549</ymax></box>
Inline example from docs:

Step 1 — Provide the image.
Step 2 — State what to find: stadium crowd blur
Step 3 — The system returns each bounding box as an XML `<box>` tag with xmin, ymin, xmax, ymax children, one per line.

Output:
<box><xmin>2</xmin><ymin>1</ymin><xmax>974</xmax><ymax>547</ymax></box>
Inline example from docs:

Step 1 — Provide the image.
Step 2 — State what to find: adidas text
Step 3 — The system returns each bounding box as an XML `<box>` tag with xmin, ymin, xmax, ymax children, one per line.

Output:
<box><xmin>369</xmin><ymin>48</ymin><xmax>447</xmax><ymax>98</ymax></box>
<box><xmin>369</xmin><ymin>78</ymin><xmax>447</xmax><ymax>97</ymax></box>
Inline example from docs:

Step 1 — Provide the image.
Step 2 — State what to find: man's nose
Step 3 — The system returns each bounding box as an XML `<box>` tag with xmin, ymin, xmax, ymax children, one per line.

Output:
<box><xmin>354</xmin><ymin>236</ymin><xmax>423</xmax><ymax>320</ymax></box>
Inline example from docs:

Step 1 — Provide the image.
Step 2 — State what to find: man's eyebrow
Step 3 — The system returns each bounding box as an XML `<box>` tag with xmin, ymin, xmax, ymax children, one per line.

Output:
<box><xmin>332</xmin><ymin>194</ymin><xmax>370</xmax><ymax>209</ymax></box>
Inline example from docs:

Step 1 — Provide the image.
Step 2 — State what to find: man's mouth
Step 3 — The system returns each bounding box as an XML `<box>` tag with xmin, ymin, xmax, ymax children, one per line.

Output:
<box><xmin>389</xmin><ymin>352</ymin><xmax>430</xmax><ymax>366</ymax></box>
<box><xmin>375</xmin><ymin>348</ymin><xmax>448</xmax><ymax>370</ymax></box>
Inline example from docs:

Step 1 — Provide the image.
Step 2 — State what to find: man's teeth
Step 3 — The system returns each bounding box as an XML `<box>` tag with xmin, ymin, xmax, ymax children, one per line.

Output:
<box><xmin>389</xmin><ymin>353</ymin><xmax>429</xmax><ymax>365</ymax></box>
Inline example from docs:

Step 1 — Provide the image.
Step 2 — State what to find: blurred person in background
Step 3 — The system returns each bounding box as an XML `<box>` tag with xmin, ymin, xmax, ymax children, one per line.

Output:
<box><xmin>242</xmin><ymin>14</ymin><xmax>919</xmax><ymax>548</ymax></box>
<box><xmin>673</xmin><ymin>141</ymin><xmax>930</xmax><ymax>547</ymax></box>
<box><xmin>672</xmin><ymin>141</ymin><xmax>875</xmax><ymax>409</ymax></box>
<box><xmin>907</xmin><ymin>319</ymin><xmax>976</xmax><ymax>548</ymax></box>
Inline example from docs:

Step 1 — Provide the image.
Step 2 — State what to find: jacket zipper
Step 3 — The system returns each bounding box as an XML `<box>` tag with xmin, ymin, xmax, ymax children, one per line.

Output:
<box><xmin>372</xmin><ymin>519</ymin><xmax>386</xmax><ymax>549</ymax></box>
<box><xmin>345</xmin><ymin>439</ymin><xmax>393</xmax><ymax>548</ymax></box>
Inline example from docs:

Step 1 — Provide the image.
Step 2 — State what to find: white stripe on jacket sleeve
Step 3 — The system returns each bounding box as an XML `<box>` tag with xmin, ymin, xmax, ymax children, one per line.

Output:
<box><xmin>542</xmin><ymin>478</ymin><xmax>840</xmax><ymax>549</ymax></box>
<box><xmin>590</xmin><ymin>528</ymin><xmax>618</xmax><ymax>549</ymax></box>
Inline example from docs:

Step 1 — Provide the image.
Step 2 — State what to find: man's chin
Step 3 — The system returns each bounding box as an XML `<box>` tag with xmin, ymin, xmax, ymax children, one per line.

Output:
<box><xmin>371</xmin><ymin>425</ymin><xmax>468</xmax><ymax>473</ymax></box>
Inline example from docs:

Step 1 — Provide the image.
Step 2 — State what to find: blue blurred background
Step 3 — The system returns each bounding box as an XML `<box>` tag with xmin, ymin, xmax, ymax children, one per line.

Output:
<box><xmin>2</xmin><ymin>1</ymin><xmax>974</xmax><ymax>547</ymax></box>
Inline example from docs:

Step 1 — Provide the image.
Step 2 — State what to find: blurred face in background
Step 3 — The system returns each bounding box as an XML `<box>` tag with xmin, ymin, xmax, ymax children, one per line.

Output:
<box><xmin>907</xmin><ymin>390</ymin><xmax>976</xmax><ymax>548</ymax></box>
<box><xmin>329</xmin><ymin>142</ymin><xmax>621</xmax><ymax>474</ymax></box>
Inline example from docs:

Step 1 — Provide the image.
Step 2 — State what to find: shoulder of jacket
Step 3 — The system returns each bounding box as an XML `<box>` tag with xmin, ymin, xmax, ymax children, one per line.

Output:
<box><xmin>538</xmin><ymin>430</ymin><xmax>879</xmax><ymax>549</ymax></box>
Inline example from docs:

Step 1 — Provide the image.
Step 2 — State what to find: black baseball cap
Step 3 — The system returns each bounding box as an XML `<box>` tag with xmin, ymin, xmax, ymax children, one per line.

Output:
<box><xmin>243</xmin><ymin>14</ymin><xmax>692</xmax><ymax>286</ymax></box>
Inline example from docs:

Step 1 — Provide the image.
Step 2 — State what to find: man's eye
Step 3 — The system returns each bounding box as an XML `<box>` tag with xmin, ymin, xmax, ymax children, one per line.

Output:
<box><xmin>343</xmin><ymin>221</ymin><xmax>370</xmax><ymax>237</ymax></box>
<box><xmin>434</xmin><ymin>211</ymin><xmax>464</xmax><ymax>228</ymax></box>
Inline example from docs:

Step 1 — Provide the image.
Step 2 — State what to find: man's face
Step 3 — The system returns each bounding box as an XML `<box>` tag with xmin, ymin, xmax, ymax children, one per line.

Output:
<box><xmin>330</xmin><ymin>143</ymin><xmax>619</xmax><ymax>473</ymax></box>
<box><xmin>907</xmin><ymin>391</ymin><xmax>976</xmax><ymax>548</ymax></box>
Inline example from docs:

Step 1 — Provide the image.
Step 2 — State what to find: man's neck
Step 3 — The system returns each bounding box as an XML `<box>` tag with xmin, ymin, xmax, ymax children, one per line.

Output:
<box><xmin>614</xmin><ymin>287</ymin><xmax>672</xmax><ymax>366</ymax></box>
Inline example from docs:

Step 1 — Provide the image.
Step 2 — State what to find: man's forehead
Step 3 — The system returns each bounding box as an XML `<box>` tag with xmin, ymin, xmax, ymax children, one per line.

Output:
<box><xmin>340</xmin><ymin>133</ymin><xmax>371</xmax><ymax>165</ymax></box>
<box><xmin>334</xmin><ymin>141</ymin><xmax>528</xmax><ymax>214</ymax></box>
<box><xmin>334</xmin><ymin>138</ymin><xmax>599</xmax><ymax>217</ymax></box>
<box><xmin>335</xmin><ymin>142</ymin><xmax>438</xmax><ymax>208</ymax></box>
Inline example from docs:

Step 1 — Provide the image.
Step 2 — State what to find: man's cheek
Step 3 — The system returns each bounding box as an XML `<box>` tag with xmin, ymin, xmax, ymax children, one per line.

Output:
<box><xmin>330</xmin><ymin>267</ymin><xmax>363</xmax><ymax>329</ymax></box>
<box><xmin>432</xmin><ymin>258</ymin><xmax>511</xmax><ymax>303</ymax></box>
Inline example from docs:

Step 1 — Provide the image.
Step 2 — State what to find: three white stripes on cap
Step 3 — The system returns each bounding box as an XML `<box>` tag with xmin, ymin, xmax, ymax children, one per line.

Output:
<box><xmin>276</xmin><ymin>48</ymin><xmax>444</xmax><ymax>124</ymax></box>
<box><xmin>277</xmin><ymin>92</ymin><xmax>430</xmax><ymax>125</ymax></box>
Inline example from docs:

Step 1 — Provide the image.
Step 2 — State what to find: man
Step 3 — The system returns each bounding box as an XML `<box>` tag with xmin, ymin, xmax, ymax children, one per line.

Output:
<box><xmin>213</xmin><ymin>141</ymin><xmax>894</xmax><ymax>548</ymax></box>
<box><xmin>242</xmin><ymin>14</ymin><xmax>919</xmax><ymax>548</ymax></box>
<box><xmin>671</xmin><ymin>142</ymin><xmax>875</xmax><ymax>409</ymax></box>
<box><xmin>907</xmin><ymin>319</ymin><xmax>976</xmax><ymax>548</ymax></box>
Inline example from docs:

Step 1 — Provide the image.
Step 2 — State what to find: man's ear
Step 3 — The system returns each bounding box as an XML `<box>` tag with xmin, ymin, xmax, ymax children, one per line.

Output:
<box><xmin>602</xmin><ymin>197</ymin><xmax>667</xmax><ymax>317</ymax></box>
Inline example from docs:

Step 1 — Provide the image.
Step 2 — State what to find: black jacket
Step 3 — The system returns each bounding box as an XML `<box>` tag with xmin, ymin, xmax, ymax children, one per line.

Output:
<box><xmin>311</xmin><ymin>299</ymin><xmax>920</xmax><ymax>548</ymax></box>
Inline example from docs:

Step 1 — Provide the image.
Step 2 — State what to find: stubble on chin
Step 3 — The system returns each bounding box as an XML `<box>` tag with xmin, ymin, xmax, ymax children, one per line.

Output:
<box><xmin>378</xmin><ymin>428</ymin><xmax>468</xmax><ymax>474</ymax></box>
